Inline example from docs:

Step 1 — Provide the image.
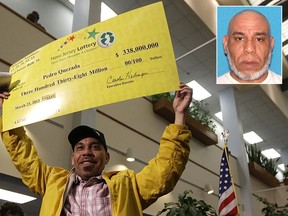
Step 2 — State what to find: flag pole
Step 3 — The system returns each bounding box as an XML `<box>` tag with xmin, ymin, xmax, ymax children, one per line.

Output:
<box><xmin>221</xmin><ymin>129</ymin><xmax>240</xmax><ymax>215</ymax></box>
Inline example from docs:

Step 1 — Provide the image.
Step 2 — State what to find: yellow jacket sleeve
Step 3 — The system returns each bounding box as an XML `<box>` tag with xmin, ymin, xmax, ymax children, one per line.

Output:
<box><xmin>136</xmin><ymin>124</ymin><xmax>191</xmax><ymax>209</ymax></box>
<box><xmin>0</xmin><ymin>117</ymin><xmax>64</xmax><ymax>197</ymax></box>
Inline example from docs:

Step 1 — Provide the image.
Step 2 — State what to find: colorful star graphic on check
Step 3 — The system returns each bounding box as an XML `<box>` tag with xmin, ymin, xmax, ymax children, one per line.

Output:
<box><xmin>87</xmin><ymin>28</ymin><xmax>99</xmax><ymax>39</ymax></box>
<box><xmin>58</xmin><ymin>28</ymin><xmax>99</xmax><ymax>51</ymax></box>
<box><xmin>69</xmin><ymin>35</ymin><xmax>76</xmax><ymax>41</ymax></box>
<box><xmin>58</xmin><ymin>35</ymin><xmax>76</xmax><ymax>50</ymax></box>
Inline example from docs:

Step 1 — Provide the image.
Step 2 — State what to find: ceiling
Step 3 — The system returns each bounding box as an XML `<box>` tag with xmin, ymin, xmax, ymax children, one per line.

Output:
<box><xmin>89</xmin><ymin>0</ymin><xmax>287</xmax><ymax>160</ymax></box>
<box><xmin>0</xmin><ymin>173</ymin><xmax>41</xmax><ymax>215</ymax></box>
<box><xmin>1</xmin><ymin>0</ymin><xmax>288</xmax><ymax>215</ymax></box>
<box><xmin>96</xmin><ymin>0</ymin><xmax>288</xmax><ymax>167</ymax></box>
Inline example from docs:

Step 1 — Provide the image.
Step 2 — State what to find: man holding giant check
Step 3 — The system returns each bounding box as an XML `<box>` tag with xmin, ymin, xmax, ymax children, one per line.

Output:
<box><xmin>1</xmin><ymin>2</ymin><xmax>193</xmax><ymax>216</ymax></box>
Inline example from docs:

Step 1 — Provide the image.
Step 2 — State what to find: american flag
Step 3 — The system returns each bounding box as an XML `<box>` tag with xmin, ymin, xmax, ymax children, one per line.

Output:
<box><xmin>218</xmin><ymin>144</ymin><xmax>239</xmax><ymax>216</ymax></box>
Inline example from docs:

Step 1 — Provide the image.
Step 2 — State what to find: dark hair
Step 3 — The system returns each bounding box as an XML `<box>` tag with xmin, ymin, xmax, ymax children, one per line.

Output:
<box><xmin>26</xmin><ymin>11</ymin><xmax>40</xmax><ymax>22</ymax></box>
<box><xmin>0</xmin><ymin>202</ymin><xmax>25</xmax><ymax>216</ymax></box>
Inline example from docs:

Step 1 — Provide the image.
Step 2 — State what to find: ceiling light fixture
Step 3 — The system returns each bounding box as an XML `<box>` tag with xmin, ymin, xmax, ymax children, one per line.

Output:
<box><xmin>214</xmin><ymin>111</ymin><xmax>223</xmax><ymax>121</ymax></box>
<box><xmin>69</xmin><ymin>0</ymin><xmax>75</xmax><ymax>5</ymax></box>
<box><xmin>283</xmin><ymin>44</ymin><xmax>288</xmax><ymax>56</ymax></box>
<box><xmin>247</xmin><ymin>0</ymin><xmax>265</xmax><ymax>5</ymax></box>
<box><xmin>187</xmin><ymin>80</ymin><xmax>211</xmax><ymax>101</ymax></box>
<box><xmin>126</xmin><ymin>148</ymin><xmax>135</xmax><ymax>162</ymax></box>
<box><xmin>278</xmin><ymin>163</ymin><xmax>285</xmax><ymax>172</ymax></box>
<box><xmin>243</xmin><ymin>131</ymin><xmax>263</xmax><ymax>144</ymax></box>
<box><xmin>261</xmin><ymin>148</ymin><xmax>281</xmax><ymax>159</ymax></box>
<box><xmin>204</xmin><ymin>184</ymin><xmax>214</xmax><ymax>195</ymax></box>
<box><xmin>267</xmin><ymin>0</ymin><xmax>282</xmax><ymax>5</ymax></box>
<box><xmin>282</xmin><ymin>20</ymin><xmax>288</xmax><ymax>43</ymax></box>
<box><xmin>101</xmin><ymin>2</ymin><xmax>117</xmax><ymax>21</ymax></box>
<box><xmin>0</xmin><ymin>188</ymin><xmax>36</xmax><ymax>204</ymax></box>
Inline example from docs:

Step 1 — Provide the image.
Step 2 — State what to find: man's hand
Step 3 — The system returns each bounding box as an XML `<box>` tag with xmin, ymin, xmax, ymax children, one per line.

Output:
<box><xmin>0</xmin><ymin>92</ymin><xmax>10</xmax><ymax>108</ymax></box>
<box><xmin>173</xmin><ymin>83</ymin><xmax>193</xmax><ymax>114</ymax></box>
<box><xmin>173</xmin><ymin>83</ymin><xmax>192</xmax><ymax>125</ymax></box>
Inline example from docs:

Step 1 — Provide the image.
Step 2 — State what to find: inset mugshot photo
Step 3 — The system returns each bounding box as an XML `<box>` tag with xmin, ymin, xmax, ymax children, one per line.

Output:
<box><xmin>216</xmin><ymin>6</ymin><xmax>282</xmax><ymax>85</ymax></box>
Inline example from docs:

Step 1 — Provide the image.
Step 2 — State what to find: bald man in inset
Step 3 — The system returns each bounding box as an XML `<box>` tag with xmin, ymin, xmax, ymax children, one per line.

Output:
<box><xmin>217</xmin><ymin>10</ymin><xmax>281</xmax><ymax>84</ymax></box>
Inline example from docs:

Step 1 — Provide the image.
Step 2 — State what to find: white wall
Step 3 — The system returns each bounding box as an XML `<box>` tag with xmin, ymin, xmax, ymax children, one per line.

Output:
<box><xmin>1</xmin><ymin>0</ymin><xmax>73</xmax><ymax>38</ymax></box>
<box><xmin>0</xmin><ymin>114</ymin><xmax>73</xmax><ymax>178</ymax></box>
<box><xmin>0</xmin><ymin>3</ymin><xmax>56</xmax><ymax>64</ymax></box>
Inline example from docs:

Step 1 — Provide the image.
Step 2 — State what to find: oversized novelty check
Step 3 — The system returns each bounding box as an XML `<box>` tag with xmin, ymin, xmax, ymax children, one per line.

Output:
<box><xmin>3</xmin><ymin>2</ymin><xmax>179</xmax><ymax>130</ymax></box>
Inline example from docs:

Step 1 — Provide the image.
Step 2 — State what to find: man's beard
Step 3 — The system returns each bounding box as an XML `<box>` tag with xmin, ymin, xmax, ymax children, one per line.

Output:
<box><xmin>227</xmin><ymin>49</ymin><xmax>272</xmax><ymax>81</ymax></box>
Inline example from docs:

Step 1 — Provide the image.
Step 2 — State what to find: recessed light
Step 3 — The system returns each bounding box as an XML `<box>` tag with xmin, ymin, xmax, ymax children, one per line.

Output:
<box><xmin>214</xmin><ymin>111</ymin><xmax>223</xmax><ymax>121</ymax></box>
<box><xmin>267</xmin><ymin>0</ymin><xmax>282</xmax><ymax>6</ymax></box>
<box><xmin>69</xmin><ymin>0</ymin><xmax>75</xmax><ymax>5</ymax></box>
<box><xmin>283</xmin><ymin>20</ymin><xmax>288</xmax><ymax>43</ymax></box>
<box><xmin>101</xmin><ymin>2</ymin><xmax>117</xmax><ymax>21</ymax></box>
<box><xmin>187</xmin><ymin>80</ymin><xmax>211</xmax><ymax>101</ymax></box>
<box><xmin>243</xmin><ymin>131</ymin><xmax>263</xmax><ymax>144</ymax></box>
<box><xmin>283</xmin><ymin>44</ymin><xmax>288</xmax><ymax>56</ymax></box>
<box><xmin>278</xmin><ymin>163</ymin><xmax>285</xmax><ymax>172</ymax></box>
<box><xmin>248</xmin><ymin>0</ymin><xmax>265</xmax><ymax>5</ymax></box>
<box><xmin>0</xmin><ymin>188</ymin><xmax>37</xmax><ymax>204</ymax></box>
<box><xmin>261</xmin><ymin>148</ymin><xmax>281</xmax><ymax>159</ymax></box>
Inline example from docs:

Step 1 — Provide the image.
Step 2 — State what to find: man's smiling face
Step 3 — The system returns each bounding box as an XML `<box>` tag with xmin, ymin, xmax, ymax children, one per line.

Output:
<box><xmin>72</xmin><ymin>137</ymin><xmax>110</xmax><ymax>180</ymax></box>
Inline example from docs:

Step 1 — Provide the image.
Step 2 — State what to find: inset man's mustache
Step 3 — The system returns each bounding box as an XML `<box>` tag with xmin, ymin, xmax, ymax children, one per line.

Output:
<box><xmin>227</xmin><ymin>48</ymin><xmax>272</xmax><ymax>81</ymax></box>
